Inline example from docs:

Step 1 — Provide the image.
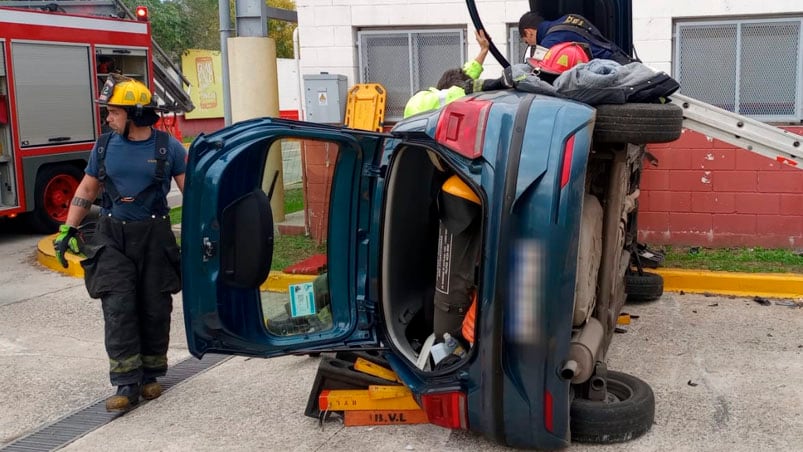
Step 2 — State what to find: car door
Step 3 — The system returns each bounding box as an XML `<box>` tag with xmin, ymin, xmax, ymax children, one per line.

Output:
<box><xmin>181</xmin><ymin>118</ymin><xmax>388</xmax><ymax>358</ymax></box>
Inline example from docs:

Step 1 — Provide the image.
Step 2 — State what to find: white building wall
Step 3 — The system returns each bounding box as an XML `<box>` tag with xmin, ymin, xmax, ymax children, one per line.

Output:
<box><xmin>634</xmin><ymin>0</ymin><xmax>803</xmax><ymax>74</ymax></box>
<box><xmin>295</xmin><ymin>0</ymin><xmax>803</xmax><ymax>92</ymax></box>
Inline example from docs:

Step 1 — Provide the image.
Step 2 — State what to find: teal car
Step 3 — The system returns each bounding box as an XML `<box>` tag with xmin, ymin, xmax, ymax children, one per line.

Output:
<box><xmin>181</xmin><ymin>0</ymin><xmax>682</xmax><ymax>448</ymax></box>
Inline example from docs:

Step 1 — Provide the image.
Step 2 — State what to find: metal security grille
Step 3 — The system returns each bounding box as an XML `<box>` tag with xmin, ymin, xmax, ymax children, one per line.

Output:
<box><xmin>675</xmin><ymin>18</ymin><xmax>802</xmax><ymax>122</ymax></box>
<box><xmin>358</xmin><ymin>29</ymin><xmax>465</xmax><ymax>121</ymax></box>
<box><xmin>508</xmin><ymin>24</ymin><xmax>528</xmax><ymax>64</ymax></box>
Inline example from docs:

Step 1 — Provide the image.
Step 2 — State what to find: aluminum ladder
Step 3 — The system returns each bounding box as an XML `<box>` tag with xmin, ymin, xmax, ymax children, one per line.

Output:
<box><xmin>670</xmin><ymin>93</ymin><xmax>801</xmax><ymax>169</ymax></box>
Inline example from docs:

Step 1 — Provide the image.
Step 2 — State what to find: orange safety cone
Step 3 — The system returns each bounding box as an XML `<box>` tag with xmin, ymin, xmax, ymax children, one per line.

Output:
<box><xmin>462</xmin><ymin>292</ymin><xmax>478</xmax><ymax>345</ymax></box>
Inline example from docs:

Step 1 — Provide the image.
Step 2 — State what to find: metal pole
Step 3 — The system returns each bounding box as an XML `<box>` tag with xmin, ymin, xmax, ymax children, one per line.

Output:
<box><xmin>219</xmin><ymin>0</ymin><xmax>232</xmax><ymax>125</ymax></box>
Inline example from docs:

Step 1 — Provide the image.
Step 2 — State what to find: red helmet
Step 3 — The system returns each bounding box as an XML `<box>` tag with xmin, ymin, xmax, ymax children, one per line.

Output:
<box><xmin>528</xmin><ymin>42</ymin><xmax>591</xmax><ymax>75</ymax></box>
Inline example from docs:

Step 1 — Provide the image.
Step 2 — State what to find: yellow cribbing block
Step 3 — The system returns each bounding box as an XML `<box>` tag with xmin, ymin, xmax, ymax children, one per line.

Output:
<box><xmin>368</xmin><ymin>385</ymin><xmax>410</xmax><ymax>400</ymax></box>
<box><xmin>343</xmin><ymin>409</ymin><xmax>429</xmax><ymax>426</ymax></box>
<box><xmin>654</xmin><ymin>268</ymin><xmax>803</xmax><ymax>299</ymax></box>
<box><xmin>344</xmin><ymin>83</ymin><xmax>386</xmax><ymax>132</ymax></box>
<box><xmin>617</xmin><ymin>313</ymin><xmax>631</xmax><ymax>325</ymax></box>
<box><xmin>259</xmin><ymin>271</ymin><xmax>316</xmax><ymax>293</ymax></box>
<box><xmin>354</xmin><ymin>357</ymin><xmax>401</xmax><ymax>383</ymax></box>
<box><xmin>318</xmin><ymin>388</ymin><xmax>422</xmax><ymax>411</ymax></box>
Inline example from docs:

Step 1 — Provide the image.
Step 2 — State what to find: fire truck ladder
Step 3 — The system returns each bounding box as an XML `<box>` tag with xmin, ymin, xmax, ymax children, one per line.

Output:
<box><xmin>669</xmin><ymin>93</ymin><xmax>801</xmax><ymax>169</ymax></box>
<box><xmin>0</xmin><ymin>0</ymin><xmax>195</xmax><ymax>113</ymax></box>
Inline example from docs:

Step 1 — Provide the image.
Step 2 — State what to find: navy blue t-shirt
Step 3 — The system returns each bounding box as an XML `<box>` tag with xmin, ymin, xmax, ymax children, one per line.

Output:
<box><xmin>537</xmin><ymin>16</ymin><xmax>614</xmax><ymax>61</ymax></box>
<box><xmin>85</xmin><ymin>131</ymin><xmax>187</xmax><ymax>221</ymax></box>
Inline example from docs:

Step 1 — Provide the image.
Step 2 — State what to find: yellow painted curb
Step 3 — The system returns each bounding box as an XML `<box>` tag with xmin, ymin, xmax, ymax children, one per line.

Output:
<box><xmin>37</xmin><ymin>235</ymin><xmax>317</xmax><ymax>292</ymax></box>
<box><xmin>38</xmin><ymin>233</ymin><xmax>801</xmax><ymax>299</ymax></box>
<box><xmin>37</xmin><ymin>234</ymin><xmax>85</xmax><ymax>278</ymax></box>
<box><xmin>654</xmin><ymin>268</ymin><xmax>803</xmax><ymax>299</ymax></box>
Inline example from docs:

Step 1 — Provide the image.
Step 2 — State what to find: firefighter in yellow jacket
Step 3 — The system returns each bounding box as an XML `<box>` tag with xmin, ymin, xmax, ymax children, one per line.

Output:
<box><xmin>403</xmin><ymin>30</ymin><xmax>490</xmax><ymax>118</ymax></box>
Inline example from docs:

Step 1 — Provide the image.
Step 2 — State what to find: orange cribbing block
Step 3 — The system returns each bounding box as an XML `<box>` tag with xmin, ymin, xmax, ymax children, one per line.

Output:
<box><xmin>462</xmin><ymin>292</ymin><xmax>478</xmax><ymax>345</ymax></box>
<box><xmin>617</xmin><ymin>313</ymin><xmax>631</xmax><ymax>325</ymax></box>
<box><xmin>344</xmin><ymin>83</ymin><xmax>386</xmax><ymax>132</ymax></box>
<box><xmin>353</xmin><ymin>357</ymin><xmax>401</xmax><ymax>383</ymax></box>
<box><xmin>343</xmin><ymin>409</ymin><xmax>429</xmax><ymax>426</ymax></box>
<box><xmin>318</xmin><ymin>387</ymin><xmax>421</xmax><ymax>411</ymax></box>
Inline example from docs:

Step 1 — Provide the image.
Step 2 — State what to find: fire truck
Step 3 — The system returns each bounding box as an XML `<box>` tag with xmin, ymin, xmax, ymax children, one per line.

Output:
<box><xmin>0</xmin><ymin>0</ymin><xmax>193</xmax><ymax>232</ymax></box>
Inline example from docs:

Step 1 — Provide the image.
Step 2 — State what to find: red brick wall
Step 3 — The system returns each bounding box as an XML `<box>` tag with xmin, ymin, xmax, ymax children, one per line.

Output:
<box><xmin>300</xmin><ymin>140</ymin><xmax>339</xmax><ymax>244</ymax></box>
<box><xmin>638</xmin><ymin>126</ymin><xmax>803</xmax><ymax>249</ymax></box>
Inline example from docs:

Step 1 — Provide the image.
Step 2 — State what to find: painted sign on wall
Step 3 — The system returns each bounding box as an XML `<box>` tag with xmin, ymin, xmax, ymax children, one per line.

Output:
<box><xmin>182</xmin><ymin>49</ymin><xmax>224</xmax><ymax>119</ymax></box>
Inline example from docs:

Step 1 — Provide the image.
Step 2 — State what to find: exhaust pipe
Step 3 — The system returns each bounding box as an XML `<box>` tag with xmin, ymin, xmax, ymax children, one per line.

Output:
<box><xmin>565</xmin><ymin>317</ymin><xmax>604</xmax><ymax>383</ymax></box>
<box><xmin>560</xmin><ymin>360</ymin><xmax>578</xmax><ymax>380</ymax></box>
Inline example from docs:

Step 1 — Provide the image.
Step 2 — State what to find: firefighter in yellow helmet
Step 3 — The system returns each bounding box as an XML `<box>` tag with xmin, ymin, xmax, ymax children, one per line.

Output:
<box><xmin>53</xmin><ymin>75</ymin><xmax>187</xmax><ymax>412</ymax></box>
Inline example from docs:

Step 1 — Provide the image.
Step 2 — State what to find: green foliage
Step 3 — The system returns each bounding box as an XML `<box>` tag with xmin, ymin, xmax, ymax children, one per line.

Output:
<box><xmin>121</xmin><ymin>0</ymin><xmax>192</xmax><ymax>62</ymax></box>
<box><xmin>268</xmin><ymin>0</ymin><xmax>297</xmax><ymax>58</ymax></box>
<box><xmin>169</xmin><ymin>206</ymin><xmax>182</xmax><ymax>225</ymax></box>
<box><xmin>283</xmin><ymin>187</ymin><xmax>304</xmax><ymax>213</ymax></box>
<box><xmin>123</xmin><ymin>0</ymin><xmax>296</xmax><ymax>62</ymax></box>
<box><xmin>271</xmin><ymin>234</ymin><xmax>326</xmax><ymax>271</ymax></box>
<box><xmin>662</xmin><ymin>246</ymin><xmax>803</xmax><ymax>273</ymax></box>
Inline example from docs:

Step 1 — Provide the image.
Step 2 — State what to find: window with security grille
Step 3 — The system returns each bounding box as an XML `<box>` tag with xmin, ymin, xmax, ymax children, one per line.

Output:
<box><xmin>675</xmin><ymin>18</ymin><xmax>802</xmax><ymax>122</ymax></box>
<box><xmin>508</xmin><ymin>24</ymin><xmax>528</xmax><ymax>64</ymax></box>
<box><xmin>358</xmin><ymin>29</ymin><xmax>465</xmax><ymax>122</ymax></box>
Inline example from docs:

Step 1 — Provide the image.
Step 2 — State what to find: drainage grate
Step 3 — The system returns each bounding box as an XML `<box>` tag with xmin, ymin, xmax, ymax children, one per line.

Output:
<box><xmin>2</xmin><ymin>354</ymin><xmax>231</xmax><ymax>452</ymax></box>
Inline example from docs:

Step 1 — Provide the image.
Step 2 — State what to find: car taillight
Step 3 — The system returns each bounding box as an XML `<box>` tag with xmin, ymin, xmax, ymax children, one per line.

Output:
<box><xmin>560</xmin><ymin>135</ymin><xmax>575</xmax><ymax>188</ymax></box>
<box><xmin>420</xmin><ymin>391</ymin><xmax>468</xmax><ymax>430</ymax></box>
<box><xmin>544</xmin><ymin>390</ymin><xmax>554</xmax><ymax>433</ymax></box>
<box><xmin>434</xmin><ymin>99</ymin><xmax>491</xmax><ymax>160</ymax></box>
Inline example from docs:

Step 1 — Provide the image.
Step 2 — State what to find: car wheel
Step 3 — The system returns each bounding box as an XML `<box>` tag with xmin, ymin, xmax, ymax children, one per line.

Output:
<box><xmin>27</xmin><ymin>164</ymin><xmax>84</xmax><ymax>233</ymax></box>
<box><xmin>626</xmin><ymin>271</ymin><xmax>664</xmax><ymax>302</ymax></box>
<box><xmin>593</xmin><ymin>103</ymin><xmax>683</xmax><ymax>144</ymax></box>
<box><xmin>570</xmin><ymin>370</ymin><xmax>655</xmax><ymax>444</ymax></box>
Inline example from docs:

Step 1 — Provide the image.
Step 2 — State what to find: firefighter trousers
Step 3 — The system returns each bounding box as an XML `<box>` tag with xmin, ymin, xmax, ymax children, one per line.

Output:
<box><xmin>81</xmin><ymin>215</ymin><xmax>182</xmax><ymax>386</ymax></box>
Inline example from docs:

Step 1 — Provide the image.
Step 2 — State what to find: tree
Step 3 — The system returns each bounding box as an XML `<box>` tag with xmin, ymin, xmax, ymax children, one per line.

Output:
<box><xmin>121</xmin><ymin>0</ymin><xmax>193</xmax><ymax>62</ymax></box>
<box><xmin>268</xmin><ymin>0</ymin><xmax>297</xmax><ymax>58</ymax></box>
<box><xmin>122</xmin><ymin>0</ymin><xmax>296</xmax><ymax>62</ymax></box>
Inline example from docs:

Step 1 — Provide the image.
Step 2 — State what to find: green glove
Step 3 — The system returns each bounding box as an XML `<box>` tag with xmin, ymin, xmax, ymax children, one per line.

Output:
<box><xmin>53</xmin><ymin>224</ymin><xmax>84</xmax><ymax>268</ymax></box>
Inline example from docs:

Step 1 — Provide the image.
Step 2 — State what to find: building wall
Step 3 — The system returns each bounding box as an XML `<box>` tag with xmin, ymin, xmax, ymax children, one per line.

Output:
<box><xmin>639</xmin><ymin>128</ymin><xmax>803</xmax><ymax>249</ymax></box>
<box><xmin>294</xmin><ymin>0</ymin><xmax>803</xmax><ymax>249</ymax></box>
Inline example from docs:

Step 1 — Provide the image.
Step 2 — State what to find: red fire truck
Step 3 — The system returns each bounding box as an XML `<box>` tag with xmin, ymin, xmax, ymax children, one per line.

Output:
<box><xmin>0</xmin><ymin>2</ymin><xmax>192</xmax><ymax>232</ymax></box>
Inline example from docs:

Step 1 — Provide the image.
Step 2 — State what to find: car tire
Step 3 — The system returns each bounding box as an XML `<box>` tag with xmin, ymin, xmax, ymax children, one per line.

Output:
<box><xmin>27</xmin><ymin>164</ymin><xmax>84</xmax><ymax>233</ymax></box>
<box><xmin>570</xmin><ymin>370</ymin><xmax>655</xmax><ymax>444</ymax></box>
<box><xmin>594</xmin><ymin>103</ymin><xmax>683</xmax><ymax>145</ymax></box>
<box><xmin>626</xmin><ymin>271</ymin><xmax>664</xmax><ymax>302</ymax></box>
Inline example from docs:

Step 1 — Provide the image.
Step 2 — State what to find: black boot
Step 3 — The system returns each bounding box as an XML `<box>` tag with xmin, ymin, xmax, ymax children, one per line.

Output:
<box><xmin>141</xmin><ymin>377</ymin><xmax>162</xmax><ymax>400</ymax></box>
<box><xmin>105</xmin><ymin>383</ymin><xmax>140</xmax><ymax>412</ymax></box>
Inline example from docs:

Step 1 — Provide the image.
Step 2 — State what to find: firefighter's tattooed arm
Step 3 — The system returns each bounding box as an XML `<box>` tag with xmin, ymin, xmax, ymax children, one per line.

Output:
<box><xmin>71</xmin><ymin>197</ymin><xmax>92</xmax><ymax>209</ymax></box>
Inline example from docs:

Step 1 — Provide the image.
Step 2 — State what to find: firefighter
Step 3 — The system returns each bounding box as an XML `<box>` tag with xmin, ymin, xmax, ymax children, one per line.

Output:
<box><xmin>518</xmin><ymin>11</ymin><xmax>636</xmax><ymax>64</ymax></box>
<box><xmin>403</xmin><ymin>29</ymin><xmax>490</xmax><ymax>118</ymax></box>
<box><xmin>53</xmin><ymin>75</ymin><xmax>186</xmax><ymax>412</ymax></box>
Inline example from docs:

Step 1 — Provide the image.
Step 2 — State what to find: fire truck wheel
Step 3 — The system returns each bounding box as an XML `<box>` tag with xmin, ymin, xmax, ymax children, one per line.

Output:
<box><xmin>570</xmin><ymin>370</ymin><xmax>655</xmax><ymax>444</ymax></box>
<box><xmin>28</xmin><ymin>164</ymin><xmax>84</xmax><ymax>233</ymax></box>
<box><xmin>593</xmin><ymin>103</ymin><xmax>683</xmax><ymax>144</ymax></box>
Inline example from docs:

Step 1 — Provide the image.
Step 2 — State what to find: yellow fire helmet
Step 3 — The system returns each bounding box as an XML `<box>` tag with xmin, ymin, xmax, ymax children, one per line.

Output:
<box><xmin>96</xmin><ymin>74</ymin><xmax>153</xmax><ymax>108</ymax></box>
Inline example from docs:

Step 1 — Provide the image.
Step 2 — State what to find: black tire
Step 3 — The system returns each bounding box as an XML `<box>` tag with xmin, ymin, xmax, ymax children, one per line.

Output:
<box><xmin>594</xmin><ymin>103</ymin><xmax>683</xmax><ymax>144</ymax></box>
<box><xmin>27</xmin><ymin>164</ymin><xmax>84</xmax><ymax>233</ymax></box>
<box><xmin>571</xmin><ymin>370</ymin><xmax>655</xmax><ymax>444</ymax></box>
<box><xmin>626</xmin><ymin>271</ymin><xmax>664</xmax><ymax>302</ymax></box>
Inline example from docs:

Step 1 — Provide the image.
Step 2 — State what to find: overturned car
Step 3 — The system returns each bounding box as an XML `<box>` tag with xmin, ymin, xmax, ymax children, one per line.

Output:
<box><xmin>181</xmin><ymin>0</ymin><xmax>682</xmax><ymax>448</ymax></box>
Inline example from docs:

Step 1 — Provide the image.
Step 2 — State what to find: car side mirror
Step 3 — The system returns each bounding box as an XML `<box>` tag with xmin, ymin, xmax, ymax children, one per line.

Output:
<box><xmin>219</xmin><ymin>188</ymin><xmax>274</xmax><ymax>288</ymax></box>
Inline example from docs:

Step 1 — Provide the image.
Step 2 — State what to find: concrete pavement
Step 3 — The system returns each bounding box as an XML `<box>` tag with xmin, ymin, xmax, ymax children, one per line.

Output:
<box><xmin>3</xmin><ymin>230</ymin><xmax>803</xmax><ymax>452</ymax></box>
<box><xmin>10</xmin><ymin>222</ymin><xmax>803</xmax><ymax>451</ymax></box>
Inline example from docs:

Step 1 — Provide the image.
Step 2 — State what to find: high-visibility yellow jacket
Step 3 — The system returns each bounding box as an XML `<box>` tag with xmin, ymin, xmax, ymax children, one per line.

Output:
<box><xmin>403</xmin><ymin>60</ymin><xmax>483</xmax><ymax>118</ymax></box>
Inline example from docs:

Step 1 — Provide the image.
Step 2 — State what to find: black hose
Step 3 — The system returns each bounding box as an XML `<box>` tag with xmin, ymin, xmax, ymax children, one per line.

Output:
<box><xmin>464</xmin><ymin>0</ymin><xmax>511</xmax><ymax>68</ymax></box>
